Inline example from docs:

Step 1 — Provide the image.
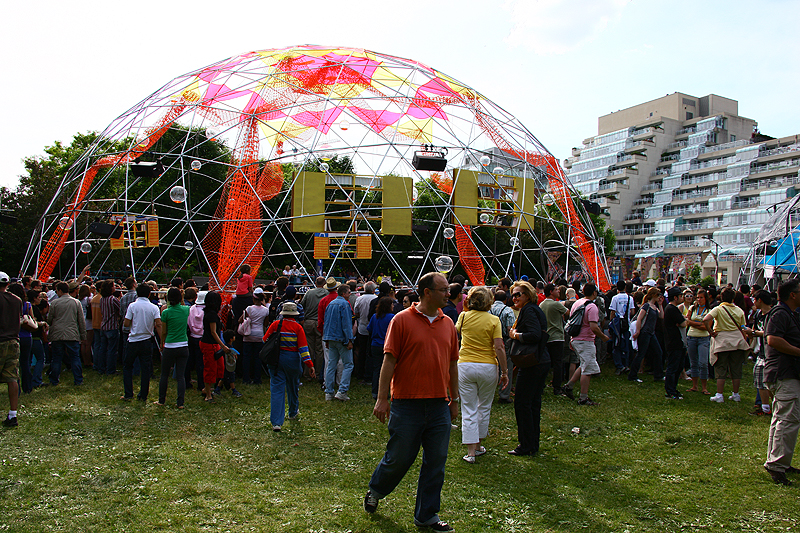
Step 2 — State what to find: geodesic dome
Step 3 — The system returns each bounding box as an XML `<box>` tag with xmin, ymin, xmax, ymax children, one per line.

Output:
<box><xmin>24</xmin><ymin>45</ymin><xmax>610</xmax><ymax>290</ymax></box>
<box><xmin>741</xmin><ymin>195</ymin><xmax>800</xmax><ymax>288</ymax></box>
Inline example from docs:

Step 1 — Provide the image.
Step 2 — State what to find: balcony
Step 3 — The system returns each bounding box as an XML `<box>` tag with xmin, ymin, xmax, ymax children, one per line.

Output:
<box><xmin>664</xmin><ymin>141</ymin><xmax>688</xmax><ymax>152</ymax></box>
<box><xmin>624</xmin><ymin>212</ymin><xmax>645</xmax><ymax>221</ymax></box>
<box><xmin>665</xmin><ymin>239</ymin><xmax>710</xmax><ymax>250</ymax></box>
<box><xmin>632</xmin><ymin>198</ymin><xmax>653</xmax><ymax>207</ymax></box>
<box><xmin>664</xmin><ymin>205</ymin><xmax>710</xmax><ymax>217</ymax></box>
<box><xmin>615</xmin><ymin>227</ymin><xmax>654</xmax><ymax>236</ymax></box>
<box><xmin>731</xmin><ymin>198</ymin><xmax>760</xmax><ymax>209</ymax></box>
<box><xmin>661</xmin><ymin>153</ymin><xmax>681</xmax><ymax>163</ymax></box>
<box><xmin>743</xmin><ymin>175</ymin><xmax>800</xmax><ymax>192</ymax></box>
<box><xmin>642</xmin><ymin>183</ymin><xmax>662</xmax><ymax>192</ymax></box>
<box><xmin>614</xmin><ymin>242</ymin><xmax>647</xmax><ymax>252</ymax></box>
<box><xmin>676</xmin><ymin>126</ymin><xmax>697</xmax><ymax>136</ymax></box>
<box><xmin>599</xmin><ymin>181</ymin><xmax>629</xmax><ymax>191</ymax></box>
<box><xmin>674</xmin><ymin>220</ymin><xmax>724</xmax><ymax>232</ymax></box>
<box><xmin>672</xmin><ymin>187</ymin><xmax>718</xmax><ymax>201</ymax></box>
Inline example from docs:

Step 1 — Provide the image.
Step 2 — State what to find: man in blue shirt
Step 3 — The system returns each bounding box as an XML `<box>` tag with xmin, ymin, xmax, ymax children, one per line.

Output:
<box><xmin>323</xmin><ymin>284</ymin><xmax>355</xmax><ymax>401</ymax></box>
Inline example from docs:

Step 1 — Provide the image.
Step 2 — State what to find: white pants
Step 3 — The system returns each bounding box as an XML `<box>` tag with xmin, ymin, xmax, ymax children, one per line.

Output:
<box><xmin>458</xmin><ymin>362</ymin><xmax>499</xmax><ymax>444</ymax></box>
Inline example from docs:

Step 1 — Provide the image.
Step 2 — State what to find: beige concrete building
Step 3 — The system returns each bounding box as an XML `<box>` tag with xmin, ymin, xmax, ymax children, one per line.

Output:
<box><xmin>564</xmin><ymin>92</ymin><xmax>800</xmax><ymax>283</ymax></box>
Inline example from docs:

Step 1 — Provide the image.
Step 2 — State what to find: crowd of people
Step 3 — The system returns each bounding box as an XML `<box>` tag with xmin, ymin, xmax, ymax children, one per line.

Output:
<box><xmin>1</xmin><ymin>265</ymin><xmax>799</xmax><ymax>529</ymax></box>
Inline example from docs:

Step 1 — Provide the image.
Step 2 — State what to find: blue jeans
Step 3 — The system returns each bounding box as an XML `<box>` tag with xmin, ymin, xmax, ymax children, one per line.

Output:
<box><xmin>50</xmin><ymin>341</ymin><xmax>82</xmax><ymax>385</ymax></box>
<box><xmin>324</xmin><ymin>340</ymin><xmax>353</xmax><ymax>395</ymax></box>
<box><xmin>19</xmin><ymin>336</ymin><xmax>33</xmax><ymax>394</ymax></box>
<box><xmin>611</xmin><ymin>318</ymin><xmax>630</xmax><ymax>369</ymax></box>
<box><xmin>629</xmin><ymin>331</ymin><xmax>663</xmax><ymax>381</ymax></box>
<box><xmin>242</xmin><ymin>341</ymin><xmax>264</xmax><ymax>384</ymax></box>
<box><xmin>98</xmin><ymin>329</ymin><xmax>120</xmax><ymax>375</ymax></box>
<box><xmin>268</xmin><ymin>351</ymin><xmax>302</xmax><ymax>426</ymax></box>
<box><xmin>159</xmin><ymin>346</ymin><xmax>189</xmax><ymax>407</ymax></box>
<box><xmin>368</xmin><ymin>398</ymin><xmax>451</xmax><ymax>526</ymax></box>
<box><xmin>687</xmin><ymin>336</ymin><xmax>710</xmax><ymax>380</ymax></box>
<box><xmin>30</xmin><ymin>338</ymin><xmax>46</xmax><ymax>388</ymax></box>
<box><xmin>124</xmin><ymin>339</ymin><xmax>153</xmax><ymax>400</ymax></box>
<box><xmin>92</xmin><ymin>332</ymin><xmax>104</xmax><ymax>373</ymax></box>
<box><xmin>665</xmin><ymin>347</ymin><xmax>685</xmax><ymax>396</ymax></box>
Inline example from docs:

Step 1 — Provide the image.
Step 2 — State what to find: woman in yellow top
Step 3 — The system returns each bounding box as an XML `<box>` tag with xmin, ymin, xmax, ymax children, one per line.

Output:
<box><xmin>685</xmin><ymin>288</ymin><xmax>711</xmax><ymax>394</ymax></box>
<box><xmin>702</xmin><ymin>287</ymin><xmax>749</xmax><ymax>403</ymax></box>
<box><xmin>455</xmin><ymin>286</ymin><xmax>509</xmax><ymax>463</ymax></box>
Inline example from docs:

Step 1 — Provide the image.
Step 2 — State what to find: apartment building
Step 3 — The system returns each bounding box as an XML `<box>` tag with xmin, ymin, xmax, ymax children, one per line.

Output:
<box><xmin>564</xmin><ymin>92</ymin><xmax>800</xmax><ymax>283</ymax></box>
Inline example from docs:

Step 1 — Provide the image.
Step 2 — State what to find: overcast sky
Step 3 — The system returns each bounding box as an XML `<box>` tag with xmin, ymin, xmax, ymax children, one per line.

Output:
<box><xmin>1</xmin><ymin>0</ymin><xmax>798</xmax><ymax>189</ymax></box>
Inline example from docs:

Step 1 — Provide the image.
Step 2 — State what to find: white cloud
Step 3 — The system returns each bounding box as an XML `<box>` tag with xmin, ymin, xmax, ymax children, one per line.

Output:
<box><xmin>504</xmin><ymin>0</ymin><xmax>630</xmax><ymax>55</ymax></box>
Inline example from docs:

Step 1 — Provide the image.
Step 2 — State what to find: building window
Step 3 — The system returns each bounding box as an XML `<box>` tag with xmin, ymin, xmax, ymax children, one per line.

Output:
<box><xmin>731</xmin><ymin>134</ymin><xmax>736</xmax><ymax>141</ymax></box>
<box><xmin>686</xmin><ymin>112</ymin><xmax>694</xmax><ymax>120</ymax></box>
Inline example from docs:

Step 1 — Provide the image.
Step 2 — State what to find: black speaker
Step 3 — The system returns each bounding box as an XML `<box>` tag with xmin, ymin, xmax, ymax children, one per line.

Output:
<box><xmin>129</xmin><ymin>160</ymin><xmax>164</xmax><ymax>178</ymax></box>
<box><xmin>412</xmin><ymin>150</ymin><xmax>447</xmax><ymax>171</ymax></box>
<box><xmin>88</xmin><ymin>222</ymin><xmax>123</xmax><ymax>239</ymax></box>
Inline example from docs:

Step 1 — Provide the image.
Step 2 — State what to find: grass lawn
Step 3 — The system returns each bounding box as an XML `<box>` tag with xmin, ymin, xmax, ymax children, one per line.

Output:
<box><xmin>2</xmin><ymin>362</ymin><xmax>799</xmax><ymax>533</ymax></box>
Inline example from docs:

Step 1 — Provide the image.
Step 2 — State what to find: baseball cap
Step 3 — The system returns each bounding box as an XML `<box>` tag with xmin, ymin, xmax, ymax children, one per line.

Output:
<box><xmin>644</xmin><ymin>279</ymin><xmax>657</xmax><ymax>287</ymax></box>
<box><xmin>0</xmin><ymin>271</ymin><xmax>9</xmax><ymax>283</ymax></box>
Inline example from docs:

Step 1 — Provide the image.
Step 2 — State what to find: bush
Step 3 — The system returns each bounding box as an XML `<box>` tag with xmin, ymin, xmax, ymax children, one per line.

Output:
<box><xmin>700</xmin><ymin>275</ymin><xmax>715</xmax><ymax>288</ymax></box>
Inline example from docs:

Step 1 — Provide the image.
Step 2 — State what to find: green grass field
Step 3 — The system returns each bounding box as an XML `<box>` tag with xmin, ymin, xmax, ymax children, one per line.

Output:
<box><xmin>2</xmin><ymin>363</ymin><xmax>798</xmax><ymax>532</ymax></box>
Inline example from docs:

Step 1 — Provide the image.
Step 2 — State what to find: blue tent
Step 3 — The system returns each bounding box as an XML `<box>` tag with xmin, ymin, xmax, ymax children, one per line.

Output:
<box><xmin>760</xmin><ymin>225</ymin><xmax>800</xmax><ymax>273</ymax></box>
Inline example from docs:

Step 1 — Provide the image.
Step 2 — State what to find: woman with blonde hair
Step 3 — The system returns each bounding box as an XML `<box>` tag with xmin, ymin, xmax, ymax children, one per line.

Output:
<box><xmin>455</xmin><ymin>286</ymin><xmax>509</xmax><ymax>462</ymax></box>
<box><xmin>507</xmin><ymin>281</ymin><xmax>551</xmax><ymax>456</ymax></box>
<box><xmin>703</xmin><ymin>287</ymin><xmax>749</xmax><ymax>403</ymax></box>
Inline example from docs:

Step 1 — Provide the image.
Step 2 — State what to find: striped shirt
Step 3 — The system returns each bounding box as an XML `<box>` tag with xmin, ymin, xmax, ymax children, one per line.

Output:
<box><xmin>264</xmin><ymin>317</ymin><xmax>313</xmax><ymax>368</ymax></box>
<box><xmin>100</xmin><ymin>295</ymin><xmax>121</xmax><ymax>331</ymax></box>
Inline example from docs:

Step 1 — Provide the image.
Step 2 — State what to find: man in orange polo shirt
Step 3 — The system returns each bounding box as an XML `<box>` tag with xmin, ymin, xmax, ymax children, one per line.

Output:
<box><xmin>363</xmin><ymin>272</ymin><xmax>459</xmax><ymax>532</ymax></box>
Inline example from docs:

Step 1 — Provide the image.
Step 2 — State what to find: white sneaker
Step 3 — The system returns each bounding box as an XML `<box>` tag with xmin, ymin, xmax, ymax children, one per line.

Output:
<box><xmin>334</xmin><ymin>391</ymin><xmax>350</xmax><ymax>401</ymax></box>
<box><xmin>710</xmin><ymin>393</ymin><xmax>724</xmax><ymax>403</ymax></box>
<box><xmin>325</xmin><ymin>393</ymin><xmax>334</xmax><ymax>401</ymax></box>
<box><xmin>272</xmin><ymin>425</ymin><xmax>281</xmax><ymax>432</ymax></box>
<box><xmin>728</xmin><ymin>392</ymin><xmax>741</xmax><ymax>402</ymax></box>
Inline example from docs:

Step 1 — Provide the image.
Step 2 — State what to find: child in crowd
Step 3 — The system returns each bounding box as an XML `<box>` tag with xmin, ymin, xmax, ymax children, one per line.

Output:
<box><xmin>218</xmin><ymin>329</ymin><xmax>243</xmax><ymax>398</ymax></box>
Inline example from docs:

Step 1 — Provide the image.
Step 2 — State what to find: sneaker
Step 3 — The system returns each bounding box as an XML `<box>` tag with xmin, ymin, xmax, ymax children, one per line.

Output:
<box><xmin>2</xmin><ymin>416</ymin><xmax>18</xmax><ymax>428</ymax></box>
<box><xmin>749</xmin><ymin>407</ymin><xmax>765</xmax><ymax>416</ymax></box>
<box><xmin>417</xmin><ymin>521</ymin><xmax>454</xmax><ymax>532</ymax></box>
<box><xmin>728</xmin><ymin>392</ymin><xmax>741</xmax><ymax>402</ymax></box>
<box><xmin>334</xmin><ymin>392</ymin><xmax>350</xmax><ymax>401</ymax></box>
<box><xmin>667</xmin><ymin>394</ymin><xmax>683</xmax><ymax>400</ymax></box>
<box><xmin>231</xmin><ymin>389</ymin><xmax>243</xmax><ymax>398</ymax></box>
<box><xmin>288</xmin><ymin>411</ymin><xmax>300</xmax><ymax>420</ymax></box>
<box><xmin>272</xmin><ymin>425</ymin><xmax>281</xmax><ymax>432</ymax></box>
<box><xmin>325</xmin><ymin>393</ymin><xmax>334</xmax><ymax>401</ymax></box>
<box><xmin>561</xmin><ymin>386</ymin><xmax>575</xmax><ymax>400</ymax></box>
<box><xmin>577</xmin><ymin>398</ymin><xmax>598</xmax><ymax>406</ymax></box>
<box><xmin>614</xmin><ymin>368</ymin><xmax>623</xmax><ymax>375</ymax></box>
<box><xmin>628</xmin><ymin>378</ymin><xmax>643</xmax><ymax>383</ymax></box>
<box><xmin>710</xmin><ymin>393</ymin><xmax>724</xmax><ymax>403</ymax></box>
<box><xmin>363</xmin><ymin>490</ymin><xmax>379</xmax><ymax>513</ymax></box>
<box><xmin>474</xmin><ymin>446</ymin><xmax>487</xmax><ymax>456</ymax></box>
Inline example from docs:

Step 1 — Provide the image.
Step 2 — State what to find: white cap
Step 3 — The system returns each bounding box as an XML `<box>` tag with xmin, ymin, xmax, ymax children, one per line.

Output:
<box><xmin>644</xmin><ymin>279</ymin><xmax>657</xmax><ymax>287</ymax></box>
<box><xmin>0</xmin><ymin>271</ymin><xmax>9</xmax><ymax>283</ymax></box>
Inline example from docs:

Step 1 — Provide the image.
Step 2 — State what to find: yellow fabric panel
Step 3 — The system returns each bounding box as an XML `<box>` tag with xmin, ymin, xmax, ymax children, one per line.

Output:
<box><xmin>515</xmin><ymin>176</ymin><xmax>537</xmax><ymax>231</ymax></box>
<box><xmin>356</xmin><ymin>235</ymin><xmax>372</xmax><ymax>259</ymax></box>
<box><xmin>146</xmin><ymin>220</ymin><xmax>159</xmax><ymax>247</ymax></box>
<box><xmin>453</xmin><ymin>169</ymin><xmax>479</xmax><ymax>226</ymax></box>
<box><xmin>292</xmin><ymin>172</ymin><xmax>325</xmax><ymax>232</ymax></box>
<box><xmin>381</xmin><ymin>176</ymin><xmax>413</xmax><ymax>235</ymax></box>
<box><xmin>314</xmin><ymin>236</ymin><xmax>330</xmax><ymax>259</ymax></box>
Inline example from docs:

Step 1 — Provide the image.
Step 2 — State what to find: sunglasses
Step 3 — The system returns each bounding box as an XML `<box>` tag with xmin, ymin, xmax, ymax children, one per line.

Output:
<box><xmin>511</xmin><ymin>292</ymin><xmax>523</xmax><ymax>298</ymax></box>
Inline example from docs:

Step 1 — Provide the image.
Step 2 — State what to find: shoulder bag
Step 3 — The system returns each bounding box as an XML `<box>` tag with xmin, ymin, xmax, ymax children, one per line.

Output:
<box><xmin>259</xmin><ymin>316</ymin><xmax>284</xmax><ymax>367</ymax></box>
<box><xmin>238</xmin><ymin>309</ymin><xmax>252</xmax><ymax>336</ymax></box>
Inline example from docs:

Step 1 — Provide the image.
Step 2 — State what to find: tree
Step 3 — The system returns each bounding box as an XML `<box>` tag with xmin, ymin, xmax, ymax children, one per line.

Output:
<box><xmin>1</xmin><ymin>132</ymin><xmax>99</xmax><ymax>275</ymax></box>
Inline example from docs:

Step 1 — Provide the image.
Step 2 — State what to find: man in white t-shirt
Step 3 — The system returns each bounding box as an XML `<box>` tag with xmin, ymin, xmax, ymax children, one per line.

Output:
<box><xmin>353</xmin><ymin>281</ymin><xmax>378</xmax><ymax>382</ymax></box>
<box><xmin>122</xmin><ymin>284</ymin><xmax>161</xmax><ymax>402</ymax></box>
<box><xmin>609</xmin><ymin>280</ymin><xmax>635</xmax><ymax>375</ymax></box>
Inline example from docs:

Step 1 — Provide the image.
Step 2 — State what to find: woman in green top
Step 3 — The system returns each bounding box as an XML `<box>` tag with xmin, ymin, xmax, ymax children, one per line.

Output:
<box><xmin>156</xmin><ymin>288</ymin><xmax>191</xmax><ymax>408</ymax></box>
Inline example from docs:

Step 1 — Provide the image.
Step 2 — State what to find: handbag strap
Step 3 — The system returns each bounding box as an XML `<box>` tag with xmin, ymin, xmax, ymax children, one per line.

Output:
<box><xmin>720</xmin><ymin>305</ymin><xmax>748</xmax><ymax>342</ymax></box>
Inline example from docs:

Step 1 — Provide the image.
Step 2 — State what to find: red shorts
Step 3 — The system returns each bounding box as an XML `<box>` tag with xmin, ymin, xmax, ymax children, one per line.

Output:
<box><xmin>199</xmin><ymin>341</ymin><xmax>224</xmax><ymax>385</ymax></box>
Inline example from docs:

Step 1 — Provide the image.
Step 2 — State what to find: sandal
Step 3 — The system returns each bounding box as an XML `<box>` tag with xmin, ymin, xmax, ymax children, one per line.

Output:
<box><xmin>474</xmin><ymin>446</ymin><xmax>487</xmax><ymax>456</ymax></box>
<box><xmin>702</xmin><ymin>390</ymin><xmax>711</xmax><ymax>395</ymax></box>
<box><xmin>462</xmin><ymin>455</ymin><xmax>476</xmax><ymax>464</ymax></box>
<box><xmin>204</xmin><ymin>397</ymin><xmax>215</xmax><ymax>402</ymax></box>
<box><xmin>686</xmin><ymin>387</ymin><xmax>698</xmax><ymax>392</ymax></box>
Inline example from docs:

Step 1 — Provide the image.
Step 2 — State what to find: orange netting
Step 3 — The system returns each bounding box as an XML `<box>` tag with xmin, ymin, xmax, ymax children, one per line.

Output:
<box><xmin>36</xmin><ymin>95</ymin><xmax>196</xmax><ymax>280</ymax></box>
<box><xmin>455</xmin><ymin>225</ymin><xmax>485</xmax><ymax>286</ymax></box>
<box><xmin>430</xmin><ymin>172</ymin><xmax>452</xmax><ymax>194</ymax></box>
<box><xmin>202</xmin><ymin>112</ymin><xmax>284</xmax><ymax>292</ymax></box>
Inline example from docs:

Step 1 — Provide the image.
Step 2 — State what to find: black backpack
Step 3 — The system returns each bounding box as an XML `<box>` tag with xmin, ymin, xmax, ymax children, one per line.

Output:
<box><xmin>259</xmin><ymin>317</ymin><xmax>283</xmax><ymax>367</ymax></box>
<box><xmin>565</xmin><ymin>301</ymin><xmax>592</xmax><ymax>337</ymax></box>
